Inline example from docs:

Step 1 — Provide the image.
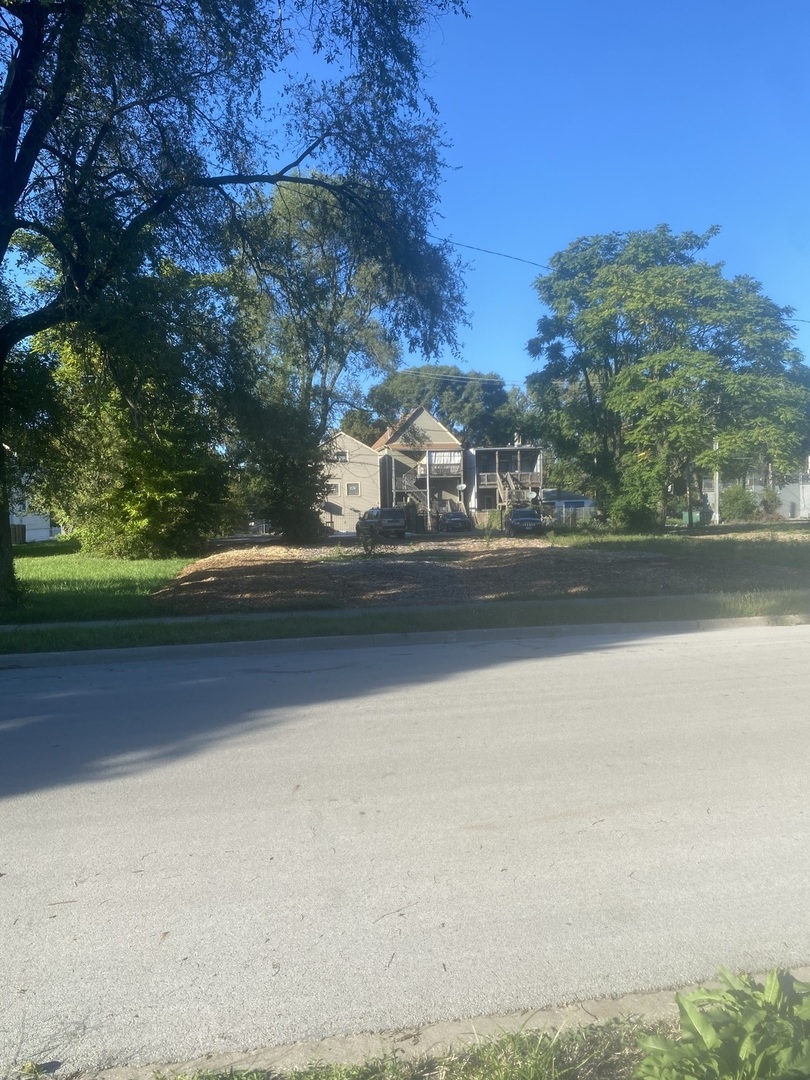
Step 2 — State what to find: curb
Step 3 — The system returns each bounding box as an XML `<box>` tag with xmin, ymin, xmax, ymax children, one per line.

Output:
<box><xmin>78</xmin><ymin>965</ymin><xmax>810</xmax><ymax>1079</ymax></box>
<box><xmin>1</xmin><ymin>614</ymin><xmax>808</xmax><ymax>668</ymax></box>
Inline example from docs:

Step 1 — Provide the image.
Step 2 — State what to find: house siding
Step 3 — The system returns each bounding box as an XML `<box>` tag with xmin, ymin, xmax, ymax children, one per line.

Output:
<box><xmin>321</xmin><ymin>431</ymin><xmax>381</xmax><ymax>532</ymax></box>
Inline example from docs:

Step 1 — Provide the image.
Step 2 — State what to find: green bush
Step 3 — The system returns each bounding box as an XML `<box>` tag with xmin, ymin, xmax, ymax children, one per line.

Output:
<box><xmin>721</xmin><ymin>485</ymin><xmax>760</xmax><ymax>523</ymax></box>
<box><xmin>636</xmin><ymin>968</ymin><xmax>810</xmax><ymax>1080</ymax></box>
<box><xmin>609</xmin><ymin>493</ymin><xmax>660</xmax><ymax>533</ymax></box>
<box><xmin>760</xmin><ymin>488</ymin><xmax>782</xmax><ymax>516</ymax></box>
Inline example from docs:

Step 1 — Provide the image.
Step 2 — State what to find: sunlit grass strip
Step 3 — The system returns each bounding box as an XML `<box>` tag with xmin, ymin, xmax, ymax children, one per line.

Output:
<box><xmin>145</xmin><ymin>1018</ymin><xmax>674</xmax><ymax>1080</ymax></box>
<box><xmin>7</xmin><ymin>542</ymin><xmax>191</xmax><ymax>624</ymax></box>
<box><xmin>3</xmin><ymin>591</ymin><xmax>809</xmax><ymax>655</ymax></box>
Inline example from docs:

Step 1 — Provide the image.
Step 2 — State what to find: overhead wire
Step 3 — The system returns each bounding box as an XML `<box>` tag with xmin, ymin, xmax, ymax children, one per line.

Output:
<box><xmin>430</xmin><ymin>234</ymin><xmax>809</xmax><ymax>328</ymax></box>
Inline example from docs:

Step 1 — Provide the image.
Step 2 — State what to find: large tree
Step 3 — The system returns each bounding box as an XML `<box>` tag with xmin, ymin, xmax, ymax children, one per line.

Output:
<box><xmin>222</xmin><ymin>182</ymin><xmax>464</xmax><ymax>438</ymax></box>
<box><xmin>215</xmin><ymin>181</ymin><xmax>464</xmax><ymax>538</ymax></box>
<box><xmin>0</xmin><ymin>0</ymin><xmax>465</xmax><ymax>602</ymax></box>
<box><xmin>526</xmin><ymin>225</ymin><xmax>806</xmax><ymax>526</ymax></box>
<box><xmin>364</xmin><ymin>363</ymin><xmax>527</xmax><ymax>446</ymax></box>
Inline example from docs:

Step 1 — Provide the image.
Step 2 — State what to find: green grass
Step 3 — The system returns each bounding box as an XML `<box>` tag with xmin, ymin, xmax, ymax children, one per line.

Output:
<box><xmin>141</xmin><ymin>1018</ymin><xmax>671</xmax><ymax>1080</ymax></box>
<box><xmin>4</xmin><ymin>539</ymin><xmax>191</xmax><ymax>624</ymax></box>
<box><xmin>2</xmin><ymin>589</ymin><xmax>808</xmax><ymax>655</ymax></box>
<box><xmin>4</xmin><ymin>525</ymin><xmax>810</xmax><ymax>654</ymax></box>
<box><xmin>547</xmin><ymin>523</ymin><xmax>810</xmax><ymax>568</ymax></box>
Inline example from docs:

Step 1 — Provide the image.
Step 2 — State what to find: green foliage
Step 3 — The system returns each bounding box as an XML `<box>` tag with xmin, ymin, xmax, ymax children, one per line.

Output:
<box><xmin>526</xmin><ymin>226</ymin><xmax>807</xmax><ymax>521</ymax></box>
<box><xmin>365</xmin><ymin>364</ymin><xmax>527</xmax><ymax>446</ymax></box>
<box><xmin>151</xmin><ymin>1017</ymin><xmax>663</xmax><ymax>1080</ymax></box>
<box><xmin>721</xmin><ymin>485</ymin><xmax>761</xmax><ymax>523</ymax></box>
<box><xmin>340</xmin><ymin>408</ymin><xmax>388</xmax><ymax>446</ymax></box>
<box><xmin>608</xmin><ymin>495</ymin><xmax>660</xmax><ymax>533</ymax></box>
<box><xmin>609</xmin><ymin>453</ymin><xmax>668</xmax><ymax>532</ymax></box>
<box><xmin>483</xmin><ymin>509</ymin><xmax>501</xmax><ymax>544</ymax></box>
<box><xmin>66</xmin><ymin>437</ymin><xmax>227</xmax><ymax>559</ymax></box>
<box><xmin>759</xmin><ymin>488</ymin><xmax>782</xmax><ymax>516</ymax></box>
<box><xmin>223</xmin><ymin>184</ymin><xmax>463</xmax><ymax>441</ymax></box>
<box><xmin>0</xmin><ymin>0</ymin><xmax>467</xmax><ymax>602</ymax></box>
<box><xmin>28</xmin><ymin>326</ymin><xmax>231</xmax><ymax>558</ymax></box>
<box><xmin>47</xmin><ymin>414</ymin><xmax>229</xmax><ymax>559</ymax></box>
<box><xmin>220</xmin><ymin>182</ymin><xmax>464</xmax><ymax>538</ymax></box>
<box><xmin>636</xmin><ymin>969</ymin><xmax>810</xmax><ymax>1080</ymax></box>
<box><xmin>226</xmin><ymin>378</ymin><xmax>329</xmax><ymax>544</ymax></box>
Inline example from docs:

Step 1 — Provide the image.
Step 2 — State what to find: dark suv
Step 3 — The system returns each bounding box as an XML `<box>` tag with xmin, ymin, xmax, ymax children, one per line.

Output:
<box><xmin>504</xmin><ymin>507</ymin><xmax>545</xmax><ymax>537</ymax></box>
<box><xmin>355</xmin><ymin>507</ymin><xmax>407</xmax><ymax>540</ymax></box>
<box><xmin>439</xmin><ymin>511</ymin><xmax>473</xmax><ymax>532</ymax></box>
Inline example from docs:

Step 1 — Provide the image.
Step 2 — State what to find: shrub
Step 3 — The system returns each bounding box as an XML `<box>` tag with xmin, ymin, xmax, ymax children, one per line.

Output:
<box><xmin>721</xmin><ymin>485</ymin><xmax>760</xmax><ymax>523</ymax></box>
<box><xmin>760</xmin><ymin>488</ymin><xmax>782</xmax><ymax>516</ymax></box>
<box><xmin>609</xmin><ymin>493</ymin><xmax>659</xmax><ymax>533</ymax></box>
<box><xmin>636</xmin><ymin>968</ymin><xmax>810</xmax><ymax>1080</ymax></box>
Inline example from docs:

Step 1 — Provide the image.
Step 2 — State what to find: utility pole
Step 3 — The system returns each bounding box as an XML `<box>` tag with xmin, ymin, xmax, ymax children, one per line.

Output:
<box><xmin>712</xmin><ymin>438</ymin><xmax>720</xmax><ymax>525</ymax></box>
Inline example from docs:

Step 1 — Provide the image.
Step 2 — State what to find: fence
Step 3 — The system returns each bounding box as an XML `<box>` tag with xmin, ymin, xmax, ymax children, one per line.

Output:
<box><xmin>550</xmin><ymin>505</ymin><xmax>597</xmax><ymax>528</ymax></box>
<box><xmin>321</xmin><ymin>508</ymin><xmax>363</xmax><ymax>534</ymax></box>
<box><xmin>470</xmin><ymin>505</ymin><xmax>597</xmax><ymax>530</ymax></box>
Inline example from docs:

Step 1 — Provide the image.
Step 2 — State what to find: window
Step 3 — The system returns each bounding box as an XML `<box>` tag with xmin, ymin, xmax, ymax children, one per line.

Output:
<box><xmin>326</xmin><ymin>482</ymin><xmax>340</xmax><ymax>496</ymax></box>
<box><xmin>346</xmin><ymin>483</ymin><xmax>361</xmax><ymax>497</ymax></box>
<box><xmin>333</xmin><ymin>451</ymin><xmax>348</xmax><ymax>462</ymax></box>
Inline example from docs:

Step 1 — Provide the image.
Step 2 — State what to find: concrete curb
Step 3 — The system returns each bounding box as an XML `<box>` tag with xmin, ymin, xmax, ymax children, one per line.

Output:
<box><xmin>78</xmin><ymin>965</ymin><xmax>810</xmax><ymax>1079</ymax></box>
<box><xmin>1</xmin><ymin>613</ymin><xmax>808</xmax><ymax>668</ymax></box>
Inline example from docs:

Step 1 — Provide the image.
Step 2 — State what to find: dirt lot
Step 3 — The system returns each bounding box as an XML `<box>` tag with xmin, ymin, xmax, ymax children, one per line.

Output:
<box><xmin>149</xmin><ymin>534</ymin><xmax>809</xmax><ymax>615</ymax></box>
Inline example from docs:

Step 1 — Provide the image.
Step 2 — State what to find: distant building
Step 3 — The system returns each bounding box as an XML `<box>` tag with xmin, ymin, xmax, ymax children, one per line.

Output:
<box><xmin>373</xmin><ymin>407</ymin><xmax>464</xmax><ymax>523</ymax></box>
<box><xmin>703</xmin><ymin>471</ymin><xmax>810</xmax><ymax>521</ymax></box>
<box><xmin>322</xmin><ymin>411</ymin><xmax>596</xmax><ymax>531</ymax></box>
<box><xmin>9</xmin><ymin>496</ymin><xmax>59</xmax><ymax>543</ymax></box>
<box><xmin>320</xmin><ymin>430</ymin><xmax>381</xmax><ymax>533</ymax></box>
<box><xmin>467</xmin><ymin>445</ymin><xmax>544</xmax><ymax>511</ymax></box>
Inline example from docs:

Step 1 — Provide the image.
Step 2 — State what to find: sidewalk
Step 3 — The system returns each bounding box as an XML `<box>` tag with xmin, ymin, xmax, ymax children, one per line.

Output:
<box><xmin>1</xmin><ymin>608</ymin><xmax>807</xmax><ymax>668</ymax></box>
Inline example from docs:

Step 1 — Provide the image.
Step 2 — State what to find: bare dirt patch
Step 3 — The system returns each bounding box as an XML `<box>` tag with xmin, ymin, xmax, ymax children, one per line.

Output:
<box><xmin>149</xmin><ymin>535</ymin><xmax>808</xmax><ymax>616</ymax></box>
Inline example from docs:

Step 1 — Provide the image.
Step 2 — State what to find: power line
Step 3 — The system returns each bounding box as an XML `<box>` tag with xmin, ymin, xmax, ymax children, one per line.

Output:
<box><xmin>391</xmin><ymin>369</ymin><xmax>508</xmax><ymax>386</ymax></box>
<box><xmin>431</xmin><ymin>234</ymin><xmax>809</xmax><ymax>327</ymax></box>
<box><xmin>429</xmin><ymin>234</ymin><xmax>550</xmax><ymax>270</ymax></box>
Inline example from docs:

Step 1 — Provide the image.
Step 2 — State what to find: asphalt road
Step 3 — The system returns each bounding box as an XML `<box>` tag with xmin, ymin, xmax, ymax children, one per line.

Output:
<box><xmin>2</xmin><ymin>622</ymin><xmax>810</xmax><ymax>1076</ymax></box>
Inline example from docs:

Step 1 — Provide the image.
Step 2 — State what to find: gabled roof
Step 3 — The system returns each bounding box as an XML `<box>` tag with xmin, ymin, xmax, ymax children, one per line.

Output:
<box><xmin>371</xmin><ymin>406</ymin><xmax>462</xmax><ymax>451</ymax></box>
<box><xmin>326</xmin><ymin>429</ymin><xmax>378</xmax><ymax>453</ymax></box>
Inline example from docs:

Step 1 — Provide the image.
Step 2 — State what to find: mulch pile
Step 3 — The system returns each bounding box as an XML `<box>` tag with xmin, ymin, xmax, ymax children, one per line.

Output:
<box><xmin>148</xmin><ymin>535</ymin><xmax>806</xmax><ymax>616</ymax></box>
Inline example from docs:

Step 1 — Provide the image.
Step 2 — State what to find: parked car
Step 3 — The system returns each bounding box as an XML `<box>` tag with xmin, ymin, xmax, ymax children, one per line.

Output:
<box><xmin>504</xmin><ymin>507</ymin><xmax>545</xmax><ymax>537</ymax></box>
<box><xmin>439</xmin><ymin>511</ymin><xmax>473</xmax><ymax>532</ymax></box>
<box><xmin>355</xmin><ymin>506</ymin><xmax>407</xmax><ymax>540</ymax></box>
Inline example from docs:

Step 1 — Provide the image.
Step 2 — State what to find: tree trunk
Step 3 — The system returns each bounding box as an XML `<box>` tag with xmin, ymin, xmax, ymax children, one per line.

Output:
<box><xmin>657</xmin><ymin>493</ymin><xmax>668</xmax><ymax>529</ymax></box>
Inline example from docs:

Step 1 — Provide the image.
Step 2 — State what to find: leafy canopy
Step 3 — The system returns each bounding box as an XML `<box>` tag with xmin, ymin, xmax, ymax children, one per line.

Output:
<box><xmin>364</xmin><ymin>364</ymin><xmax>528</xmax><ymax>447</ymax></box>
<box><xmin>0</xmin><ymin>0</ymin><xmax>467</xmax><ymax>596</ymax></box>
<box><xmin>526</xmin><ymin>225</ymin><xmax>806</xmax><ymax>524</ymax></box>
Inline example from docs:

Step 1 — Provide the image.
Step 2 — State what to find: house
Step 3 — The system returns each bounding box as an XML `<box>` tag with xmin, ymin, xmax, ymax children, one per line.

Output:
<box><xmin>373</xmin><ymin>407</ymin><xmax>464</xmax><ymax>526</ymax></box>
<box><xmin>321</xmin><ymin>409</ymin><xmax>597</xmax><ymax>532</ymax></box>
<box><xmin>9</xmin><ymin>496</ymin><xmax>59</xmax><ymax>543</ymax></box>
<box><xmin>772</xmin><ymin>474</ymin><xmax>810</xmax><ymax>519</ymax></box>
<box><xmin>466</xmin><ymin>444</ymin><xmax>545</xmax><ymax>512</ymax></box>
<box><xmin>320</xmin><ymin>430</ymin><xmax>381</xmax><ymax>533</ymax></box>
<box><xmin>703</xmin><ymin>470</ymin><xmax>810</xmax><ymax>521</ymax></box>
<box><xmin>539</xmin><ymin>488</ymin><xmax>598</xmax><ymax>525</ymax></box>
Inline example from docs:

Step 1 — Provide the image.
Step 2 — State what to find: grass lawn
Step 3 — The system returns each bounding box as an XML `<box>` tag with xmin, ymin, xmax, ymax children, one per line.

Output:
<box><xmin>5</xmin><ymin>539</ymin><xmax>191</xmax><ymax>624</ymax></box>
<box><xmin>3</xmin><ymin>524</ymin><xmax>810</xmax><ymax>654</ymax></box>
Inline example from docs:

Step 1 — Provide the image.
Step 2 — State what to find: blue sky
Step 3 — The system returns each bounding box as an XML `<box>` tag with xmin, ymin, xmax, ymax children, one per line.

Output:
<box><xmin>417</xmin><ymin>0</ymin><xmax>810</xmax><ymax>388</ymax></box>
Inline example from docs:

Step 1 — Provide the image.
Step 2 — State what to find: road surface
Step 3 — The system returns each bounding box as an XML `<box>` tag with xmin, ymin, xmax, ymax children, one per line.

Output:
<box><xmin>2</xmin><ymin>622</ymin><xmax>810</xmax><ymax>1076</ymax></box>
